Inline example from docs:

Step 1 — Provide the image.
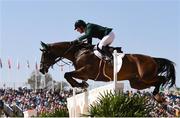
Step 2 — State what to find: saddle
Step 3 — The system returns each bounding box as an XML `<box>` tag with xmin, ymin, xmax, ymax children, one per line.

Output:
<box><xmin>95</xmin><ymin>45</ymin><xmax>123</xmax><ymax>61</ymax></box>
<box><xmin>80</xmin><ymin>43</ymin><xmax>123</xmax><ymax>54</ymax></box>
<box><xmin>97</xmin><ymin>46</ymin><xmax>123</xmax><ymax>54</ymax></box>
<box><xmin>73</xmin><ymin>41</ymin><xmax>123</xmax><ymax>61</ymax></box>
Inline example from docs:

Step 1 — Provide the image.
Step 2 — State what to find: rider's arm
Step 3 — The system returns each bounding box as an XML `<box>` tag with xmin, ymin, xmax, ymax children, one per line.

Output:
<box><xmin>78</xmin><ymin>25</ymin><xmax>93</xmax><ymax>41</ymax></box>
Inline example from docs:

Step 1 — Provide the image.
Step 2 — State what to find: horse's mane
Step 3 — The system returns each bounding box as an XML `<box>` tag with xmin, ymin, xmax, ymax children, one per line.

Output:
<box><xmin>73</xmin><ymin>42</ymin><xmax>95</xmax><ymax>51</ymax></box>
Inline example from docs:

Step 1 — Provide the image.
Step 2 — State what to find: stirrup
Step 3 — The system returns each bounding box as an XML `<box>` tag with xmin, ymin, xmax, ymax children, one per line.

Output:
<box><xmin>107</xmin><ymin>57</ymin><xmax>113</xmax><ymax>64</ymax></box>
<box><xmin>105</xmin><ymin>55</ymin><xmax>113</xmax><ymax>61</ymax></box>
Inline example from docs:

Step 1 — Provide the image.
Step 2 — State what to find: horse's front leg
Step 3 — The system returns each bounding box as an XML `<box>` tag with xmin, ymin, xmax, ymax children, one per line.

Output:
<box><xmin>64</xmin><ymin>66</ymin><xmax>90</xmax><ymax>88</ymax></box>
<box><xmin>64</xmin><ymin>72</ymin><xmax>83</xmax><ymax>88</ymax></box>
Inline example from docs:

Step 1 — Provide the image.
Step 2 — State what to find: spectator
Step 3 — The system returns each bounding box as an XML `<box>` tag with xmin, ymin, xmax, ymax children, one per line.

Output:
<box><xmin>0</xmin><ymin>87</ymin><xmax>179</xmax><ymax>117</ymax></box>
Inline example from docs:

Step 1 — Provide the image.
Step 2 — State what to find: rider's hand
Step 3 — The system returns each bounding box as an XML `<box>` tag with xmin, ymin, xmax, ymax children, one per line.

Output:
<box><xmin>73</xmin><ymin>39</ymin><xmax>80</xmax><ymax>45</ymax></box>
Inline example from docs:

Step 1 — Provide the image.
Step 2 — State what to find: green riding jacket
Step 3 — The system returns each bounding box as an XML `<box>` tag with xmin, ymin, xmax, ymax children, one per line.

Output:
<box><xmin>78</xmin><ymin>23</ymin><xmax>112</xmax><ymax>44</ymax></box>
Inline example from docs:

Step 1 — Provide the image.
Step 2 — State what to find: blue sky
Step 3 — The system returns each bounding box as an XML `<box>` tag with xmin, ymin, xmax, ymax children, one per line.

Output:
<box><xmin>0</xmin><ymin>0</ymin><xmax>179</xmax><ymax>88</ymax></box>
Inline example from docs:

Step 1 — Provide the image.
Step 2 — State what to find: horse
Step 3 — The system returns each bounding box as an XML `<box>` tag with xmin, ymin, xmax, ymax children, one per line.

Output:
<box><xmin>39</xmin><ymin>41</ymin><xmax>176</xmax><ymax>102</ymax></box>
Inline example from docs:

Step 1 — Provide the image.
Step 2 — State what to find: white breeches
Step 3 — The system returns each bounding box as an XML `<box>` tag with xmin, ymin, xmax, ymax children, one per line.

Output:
<box><xmin>98</xmin><ymin>31</ymin><xmax>115</xmax><ymax>49</ymax></box>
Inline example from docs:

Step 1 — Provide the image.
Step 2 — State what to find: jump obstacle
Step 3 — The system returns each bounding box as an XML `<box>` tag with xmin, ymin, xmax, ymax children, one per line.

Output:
<box><xmin>67</xmin><ymin>50</ymin><xmax>124</xmax><ymax>117</ymax></box>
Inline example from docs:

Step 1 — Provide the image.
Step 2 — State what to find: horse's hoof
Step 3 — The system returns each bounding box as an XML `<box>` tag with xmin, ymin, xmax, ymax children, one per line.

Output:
<box><xmin>83</xmin><ymin>88</ymin><xmax>88</xmax><ymax>92</ymax></box>
<box><xmin>81</xmin><ymin>81</ymin><xmax>89</xmax><ymax>89</ymax></box>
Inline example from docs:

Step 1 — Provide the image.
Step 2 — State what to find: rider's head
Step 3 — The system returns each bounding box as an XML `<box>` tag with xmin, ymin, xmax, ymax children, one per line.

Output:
<box><xmin>74</xmin><ymin>20</ymin><xmax>86</xmax><ymax>34</ymax></box>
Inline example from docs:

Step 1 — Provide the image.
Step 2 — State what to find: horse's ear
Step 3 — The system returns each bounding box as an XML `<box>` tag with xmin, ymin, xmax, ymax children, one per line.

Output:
<box><xmin>41</xmin><ymin>41</ymin><xmax>48</xmax><ymax>49</ymax></box>
<box><xmin>40</xmin><ymin>48</ymin><xmax>46</xmax><ymax>52</ymax></box>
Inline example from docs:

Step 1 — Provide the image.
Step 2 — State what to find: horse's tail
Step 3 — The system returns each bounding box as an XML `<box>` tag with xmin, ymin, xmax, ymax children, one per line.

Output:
<box><xmin>153</xmin><ymin>57</ymin><xmax>176</xmax><ymax>88</ymax></box>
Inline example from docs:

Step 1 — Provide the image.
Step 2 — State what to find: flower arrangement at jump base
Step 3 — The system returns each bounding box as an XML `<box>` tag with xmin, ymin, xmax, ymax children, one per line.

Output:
<box><xmin>39</xmin><ymin>107</ymin><xmax>69</xmax><ymax>117</ymax></box>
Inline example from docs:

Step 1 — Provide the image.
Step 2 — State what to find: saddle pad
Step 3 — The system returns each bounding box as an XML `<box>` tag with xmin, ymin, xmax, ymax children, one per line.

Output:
<box><xmin>94</xmin><ymin>50</ymin><xmax>104</xmax><ymax>59</ymax></box>
<box><xmin>94</xmin><ymin>50</ymin><xmax>125</xmax><ymax>72</ymax></box>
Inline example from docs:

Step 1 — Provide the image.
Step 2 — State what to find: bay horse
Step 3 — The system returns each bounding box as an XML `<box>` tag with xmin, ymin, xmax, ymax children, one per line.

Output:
<box><xmin>39</xmin><ymin>41</ymin><xmax>176</xmax><ymax>102</ymax></box>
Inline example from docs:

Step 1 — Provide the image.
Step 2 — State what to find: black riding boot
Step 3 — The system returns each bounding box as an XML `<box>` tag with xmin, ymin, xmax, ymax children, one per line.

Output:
<box><xmin>102</xmin><ymin>46</ymin><xmax>113</xmax><ymax>60</ymax></box>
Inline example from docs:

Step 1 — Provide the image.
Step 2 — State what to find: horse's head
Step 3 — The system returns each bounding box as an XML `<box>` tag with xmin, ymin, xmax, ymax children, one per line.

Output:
<box><xmin>39</xmin><ymin>41</ymin><xmax>57</xmax><ymax>74</ymax></box>
<box><xmin>39</xmin><ymin>40</ymin><xmax>90</xmax><ymax>74</ymax></box>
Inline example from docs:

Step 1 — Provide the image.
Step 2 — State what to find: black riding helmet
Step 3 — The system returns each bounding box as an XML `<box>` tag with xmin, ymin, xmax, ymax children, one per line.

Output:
<box><xmin>74</xmin><ymin>20</ymin><xmax>86</xmax><ymax>30</ymax></box>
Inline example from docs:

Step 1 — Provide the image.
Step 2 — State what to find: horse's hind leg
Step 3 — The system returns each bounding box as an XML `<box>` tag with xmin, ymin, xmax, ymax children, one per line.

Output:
<box><xmin>153</xmin><ymin>76</ymin><xmax>166</xmax><ymax>103</ymax></box>
<box><xmin>153</xmin><ymin>76</ymin><xmax>167</xmax><ymax>95</ymax></box>
<box><xmin>131</xmin><ymin>55</ymin><xmax>158</xmax><ymax>84</ymax></box>
<box><xmin>129</xmin><ymin>78</ymin><xmax>150</xmax><ymax>90</ymax></box>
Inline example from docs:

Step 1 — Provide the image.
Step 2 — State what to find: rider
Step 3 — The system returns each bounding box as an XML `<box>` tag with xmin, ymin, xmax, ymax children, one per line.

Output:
<box><xmin>74</xmin><ymin>19</ymin><xmax>115</xmax><ymax>60</ymax></box>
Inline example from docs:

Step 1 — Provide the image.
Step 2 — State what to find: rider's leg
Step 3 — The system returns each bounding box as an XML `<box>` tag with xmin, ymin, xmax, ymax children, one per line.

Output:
<box><xmin>98</xmin><ymin>31</ymin><xmax>115</xmax><ymax>49</ymax></box>
<box><xmin>102</xmin><ymin>46</ymin><xmax>113</xmax><ymax>59</ymax></box>
<box><xmin>98</xmin><ymin>31</ymin><xmax>115</xmax><ymax>58</ymax></box>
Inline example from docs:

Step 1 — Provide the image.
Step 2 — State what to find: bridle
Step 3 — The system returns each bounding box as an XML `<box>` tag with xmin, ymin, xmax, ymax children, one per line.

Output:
<box><xmin>53</xmin><ymin>41</ymin><xmax>75</xmax><ymax>66</ymax></box>
<box><xmin>41</xmin><ymin>41</ymin><xmax>75</xmax><ymax>70</ymax></box>
<box><xmin>51</xmin><ymin>40</ymin><xmax>86</xmax><ymax>66</ymax></box>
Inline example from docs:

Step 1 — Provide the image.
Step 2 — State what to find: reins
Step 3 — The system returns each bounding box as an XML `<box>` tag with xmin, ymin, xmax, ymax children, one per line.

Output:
<box><xmin>52</xmin><ymin>41</ymin><xmax>74</xmax><ymax>66</ymax></box>
<box><xmin>52</xmin><ymin>40</ymin><xmax>87</xmax><ymax>67</ymax></box>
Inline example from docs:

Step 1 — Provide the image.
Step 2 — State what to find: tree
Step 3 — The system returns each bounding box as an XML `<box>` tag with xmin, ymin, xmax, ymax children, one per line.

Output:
<box><xmin>27</xmin><ymin>71</ymin><xmax>52</xmax><ymax>90</ymax></box>
<box><xmin>54</xmin><ymin>81</ymin><xmax>69</xmax><ymax>91</ymax></box>
<box><xmin>27</xmin><ymin>71</ymin><xmax>69</xmax><ymax>91</ymax></box>
<box><xmin>44</xmin><ymin>73</ymin><xmax>53</xmax><ymax>85</ymax></box>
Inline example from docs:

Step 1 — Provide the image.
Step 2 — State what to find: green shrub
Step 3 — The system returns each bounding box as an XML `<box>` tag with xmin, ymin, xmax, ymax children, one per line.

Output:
<box><xmin>86</xmin><ymin>91</ymin><xmax>153</xmax><ymax>117</ymax></box>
